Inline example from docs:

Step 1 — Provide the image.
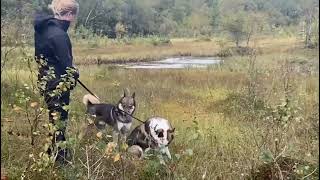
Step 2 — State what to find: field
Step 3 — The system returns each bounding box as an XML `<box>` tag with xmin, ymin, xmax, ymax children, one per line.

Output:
<box><xmin>1</xmin><ymin>36</ymin><xmax>319</xmax><ymax>179</ymax></box>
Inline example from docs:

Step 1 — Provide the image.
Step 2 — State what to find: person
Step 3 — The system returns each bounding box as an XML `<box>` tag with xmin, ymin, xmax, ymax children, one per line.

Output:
<box><xmin>33</xmin><ymin>0</ymin><xmax>79</xmax><ymax>164</ymax></box>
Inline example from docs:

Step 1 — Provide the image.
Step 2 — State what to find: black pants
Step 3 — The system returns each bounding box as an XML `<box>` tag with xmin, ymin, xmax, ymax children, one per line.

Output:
<box><xmin>44</xmin><ymin>91</ymin><xmax>70</xmax><ymax>142</ymax></box>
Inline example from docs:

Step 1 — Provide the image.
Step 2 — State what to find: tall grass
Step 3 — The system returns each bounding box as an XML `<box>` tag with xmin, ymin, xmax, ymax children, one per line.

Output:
<box><xmin>1</xmin><ymin>37</ymin><xmax>319</xmax><ymax>179</ymax></box>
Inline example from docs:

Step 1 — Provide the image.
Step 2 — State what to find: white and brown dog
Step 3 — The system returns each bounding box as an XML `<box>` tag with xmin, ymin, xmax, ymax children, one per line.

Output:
<box><xmin>127</xmin><ymin>117</ymin><xmax>175</xmax><ymax>159</ymax></box>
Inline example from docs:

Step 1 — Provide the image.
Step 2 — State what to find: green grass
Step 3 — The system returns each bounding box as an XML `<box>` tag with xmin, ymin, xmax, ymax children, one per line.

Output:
<box><xmin>1</xmin><ymin>36</ymin><xmax>319</xmax><ymax>179</ymax></box>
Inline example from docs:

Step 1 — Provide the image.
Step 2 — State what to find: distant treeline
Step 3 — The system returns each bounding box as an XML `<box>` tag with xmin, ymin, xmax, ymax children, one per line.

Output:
<box><xmin>1</xmin><ymin>0</ymin><xmax>319</xmax><ymax>42</ymax></box>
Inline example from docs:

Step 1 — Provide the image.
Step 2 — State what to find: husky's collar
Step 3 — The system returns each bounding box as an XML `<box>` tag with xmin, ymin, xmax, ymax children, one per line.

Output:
<box><xmin>111</xmin><ymin>106</ymin><xmax>132</xmax><ymax>123</ymax></box>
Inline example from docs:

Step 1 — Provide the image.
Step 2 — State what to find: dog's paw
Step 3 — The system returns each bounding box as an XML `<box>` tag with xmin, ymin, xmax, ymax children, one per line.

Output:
<box><xmin>128</xmin><ymin>145</ymin><xmax>143</xmax><ymax>159</ymax></box>
<box><xmin>160</xmin><ymin>147</ymin><xmax>172</xmax><ymax>159</ymax></box>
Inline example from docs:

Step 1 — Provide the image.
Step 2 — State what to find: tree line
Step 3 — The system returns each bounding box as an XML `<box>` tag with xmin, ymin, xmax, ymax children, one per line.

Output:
<box><xmin>1</xmin><ymin>0</ymin><xmax>319</xmax><ymax>47</ymax></box>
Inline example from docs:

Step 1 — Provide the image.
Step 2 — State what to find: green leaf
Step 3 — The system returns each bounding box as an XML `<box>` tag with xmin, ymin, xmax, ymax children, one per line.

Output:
<box><xmin>66</xmin><ymin>138</ymin><xmax>76</xmax><ymax>146</ymax></box>
<box><xmin>191</xmin><ymin>133</ymin><xmax>199</xmax><ymax>140</ymax></box>
<box><xmin>96</xmin><ymin>141</ymin><xmax>106</xmax><ymax>150</ymax></box>
<box><xmin>175</xmin><ymin>154</ymin><xmax>181</xmax><ymax>160</ymax></box>
<box><xmin>62</xmin><ymin>105</ymin><xmax>70</xmax><ymax>111</ymax></box>
<box><xmin>185</xmin><ymin>149</ymin><xmax>193</xmax><ymax>156</ymax></box>
<box><xmin>260</xmin><ymin>150</ymin><xmax>273</xmax><ymax>163</ymax></box>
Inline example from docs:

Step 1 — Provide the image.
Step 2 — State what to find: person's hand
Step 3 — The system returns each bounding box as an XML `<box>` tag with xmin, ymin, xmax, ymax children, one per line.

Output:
<box><xmin>67</xmin><ymin>66</ymin><xmax>79</xmax><ymax>79</ymax></box>
<box><xmin>66</xmin><ymin>67</ymin><xmax>79</xmax><ymax>90</ymax></box>
<box><xmin>71</xmin><ymin>66</ymin><xmax>79</xmax><ymax>79</ymax></box>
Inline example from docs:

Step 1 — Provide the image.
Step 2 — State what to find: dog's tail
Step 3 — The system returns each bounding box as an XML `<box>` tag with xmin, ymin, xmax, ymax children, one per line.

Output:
<box><xmin>83</xmin><ymin>94</ymin><xmax>100</xmax><ymax>106</ymax></box>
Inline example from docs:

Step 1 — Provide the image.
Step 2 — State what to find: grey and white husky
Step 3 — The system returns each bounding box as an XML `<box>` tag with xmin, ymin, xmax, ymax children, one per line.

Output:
<box><xmin>82</xmin><ymin>89</ymin><xmax>136</xmax><ymax>144</ymax></box>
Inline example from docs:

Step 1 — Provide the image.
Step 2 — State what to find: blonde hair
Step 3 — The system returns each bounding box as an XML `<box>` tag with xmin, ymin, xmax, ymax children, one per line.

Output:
<box><xmin>48</xmin><ymin>0</ymin><xmax>79</xmax><ymax>17</ymax></box>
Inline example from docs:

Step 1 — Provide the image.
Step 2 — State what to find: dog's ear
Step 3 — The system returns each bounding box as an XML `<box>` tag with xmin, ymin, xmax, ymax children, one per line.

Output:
<box><xmin>123</xmin><ymin>88</ymin><xmax>130</xmax><ymax>97</ymax></box>
<box><xmin>132</xmin><ymin>92</ymin><xmax>135</xmax><ymax>98</ymax></box>
<box><xmin>168</xmin><ymin>128</ymin><xmax>175</xmax><ymax>133</ymax></box>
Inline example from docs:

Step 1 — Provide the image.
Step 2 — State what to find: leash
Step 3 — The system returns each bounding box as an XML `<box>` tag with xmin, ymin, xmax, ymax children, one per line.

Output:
<box><xmin>116</xmin><ymin>106</ymin><xmax>146</xmax><ymax>124</ymax></box>
<box><xmin>77</xmin><ymin>79</ymin><xmax>100</xmax><ymax>100</ymax></box>
<box><xmin>77</xmin><ymin>79</ymin><xmax>146</xmax><ymax>124</ymax></box>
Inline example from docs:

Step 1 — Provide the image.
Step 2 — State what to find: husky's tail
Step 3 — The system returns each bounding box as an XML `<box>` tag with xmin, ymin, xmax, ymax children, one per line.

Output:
<box><xmin>83</xmin><ymin>94</ymin><xmax>100</xmax><ymax>106</ymax></box>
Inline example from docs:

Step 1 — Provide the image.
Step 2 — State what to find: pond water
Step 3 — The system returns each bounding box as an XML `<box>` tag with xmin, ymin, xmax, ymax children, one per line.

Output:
<box><xmin>117</xmin><ymin>57</ymin><xmax>222</xmax><ymax>69</ymax></box>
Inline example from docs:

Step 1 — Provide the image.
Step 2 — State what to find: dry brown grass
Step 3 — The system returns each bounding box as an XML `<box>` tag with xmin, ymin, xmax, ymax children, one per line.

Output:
<box><xmin>1</xmin><ymin>36</ymin><xmax>318</xmax><ymax>179</ymax></box>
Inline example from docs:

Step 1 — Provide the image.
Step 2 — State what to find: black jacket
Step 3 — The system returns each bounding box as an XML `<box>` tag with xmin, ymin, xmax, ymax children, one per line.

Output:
<box><xmin>34</xmin><ymin>12</ymin><xmax>78</xmax><ymax>91</ymax></box>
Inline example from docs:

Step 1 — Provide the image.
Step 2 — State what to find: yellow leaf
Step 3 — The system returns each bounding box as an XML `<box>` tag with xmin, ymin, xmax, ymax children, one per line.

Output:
<box><xmin>3</xmin><ymin>118</ymin><xmax>13</xmax><ymax>122</ymax></box>
<box><xmin>30</xmin><ymin>102</ymin><xmax>38</xmax><ymax>108</ymax></box>
<box><xmin>96</xmin><ymin>132</ymin><xmax>103</xmax><ymax>139</ymax></box>
<box><xmin>113</xmin><ymin>153</ymin><xmax>120</xmax><ymax>162</ymax></box>
<box><xmin>13</xmin><ymin>106</ymin><xmax>22</xmax><ymax>111</ymax></box>
<box><xmin>107</xmin><ymin>142</ymin><xmax>117</xmax><ymax>149</ymax></box>
<box><xmin>121</xmin><ymin>143</ymin><xmax>129</xmax><ymax>151</ymax></box>
<box><xmin>105</xmin><ymin>142</ymin><xmax>116</xmax><ymax>154</ymax></box>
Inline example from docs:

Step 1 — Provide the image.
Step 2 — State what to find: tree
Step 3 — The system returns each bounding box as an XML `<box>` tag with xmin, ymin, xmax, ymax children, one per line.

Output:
<box><xmin>115</xmin><ymin>22</ymin><xmax>127</xmax><ymax>38</ymax></box>
<box><xmin>185</xmin><ymin>12</ymin><xmax>211</xmax><ymax>37</ymax></box>
<box><xmin>301</xmin><ymin>0</ymin><xmax>319</xmax><ymax>48</ymax></box>
<box><xmin>222</xmin><ymin>11</ymin><xmax>249</xmax><ymax>47</ymax></box>
<box><xmin>1</xmin><ymin>0</ymin><xmax>318</xmax><ymax>38</ymax></box>
<box><xmin>76</xmin><ymin>0</ymin><xmax>124</xmax><ymax>38</ymax></box>
<box><xmin>206</xmin><ymin>0</ymin><xmax>221</xmax><ymax>31</ymax></box>
<box><xmin>245</xmin><ymin>12</ymin><xmax>267</xmax><ymax>46</ymax></box>
<box><xmin>121</xmin><ymin>0</ymin><xmax>152</xmax><ymax>36</ymax></box>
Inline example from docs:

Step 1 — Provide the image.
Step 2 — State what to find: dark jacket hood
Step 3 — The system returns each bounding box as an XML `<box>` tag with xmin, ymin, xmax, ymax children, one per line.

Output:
<box><xmin>33</xmin><ymin>12</ymin><xmax>70</xmax><ymax>33</ymax></box>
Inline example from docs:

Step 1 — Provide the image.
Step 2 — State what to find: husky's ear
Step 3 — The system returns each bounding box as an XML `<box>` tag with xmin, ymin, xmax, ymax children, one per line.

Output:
<box><xmin>123</xmin><ymin>88</ymin><xmax>130</xmax><ymax>97</ymax></box>
<box><xmin>132</xmin><ymin>92</ymin><xmax>135</xmax><ymax>98</ymax></box>
<box><xmin>123</xmin><ymin>89</ymin><xmax>126</xmax><ymax>97</ymax></box>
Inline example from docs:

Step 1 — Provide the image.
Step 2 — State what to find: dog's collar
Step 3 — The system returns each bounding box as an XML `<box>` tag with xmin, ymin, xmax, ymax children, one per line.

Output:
<box><xmin>144</xmin><ymin>120</ymin><xmax>151</xmax><ymax>134</ymax></box>
<box><xmin>111</xmin><ymin>106</ymin><xmax>132</xmax><ymax>123</ymax></box>
<box><xmin>143</xmin><ymin>121</ymin><xmax>165</xmax><ymax>148</ymax></box>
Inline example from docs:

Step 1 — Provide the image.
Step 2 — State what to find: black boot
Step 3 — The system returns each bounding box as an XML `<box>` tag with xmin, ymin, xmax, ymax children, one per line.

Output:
<box><xmin>46</xmin><ymin>132</ymin><xmax>54</xmax><ymax>156</ymax></box>
<box><xmin>55</xmin><ymin>147</ymin><xmax>70</xmax><ymax>165</ymax></box>
<box><xmin>54</xmin><ymin>131</ymin><xmax>72</xmax><ymax>165</ymax></box>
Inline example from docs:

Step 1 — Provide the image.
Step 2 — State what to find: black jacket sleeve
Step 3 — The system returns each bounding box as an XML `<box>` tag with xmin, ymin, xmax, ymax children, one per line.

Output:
<box><xmin>48</xmin><ymin>34</ymin><xmax>79</xmax><ymax>79</ymax></box>
<box><xmin>49</xmin><ymin>34</ymin><xmax>72</xmax><ymax>68</ymax></box>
